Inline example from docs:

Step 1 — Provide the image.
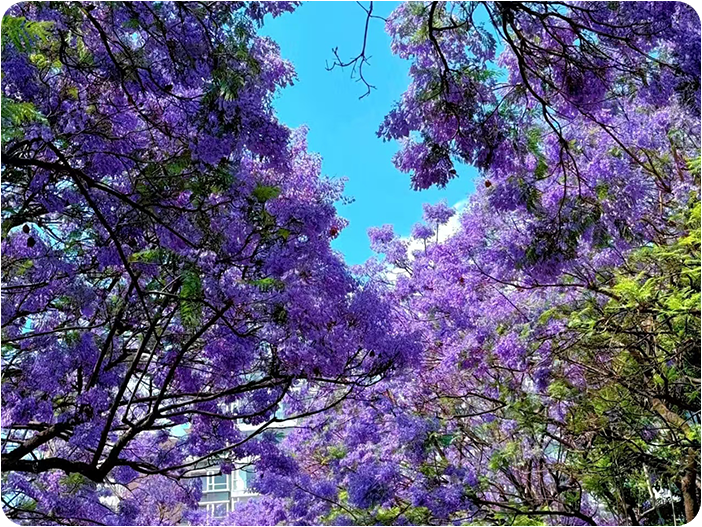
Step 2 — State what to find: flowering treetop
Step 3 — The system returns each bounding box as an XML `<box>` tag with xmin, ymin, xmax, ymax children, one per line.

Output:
<box><xmin>1</xmin><ymin>2</ymin><xmax>416</xmax><ymax>524</ymax></box>
<box><xmin>225</xmin><ymin>2</ymin><xmax>700</xmax><ymax>526</ymax></box>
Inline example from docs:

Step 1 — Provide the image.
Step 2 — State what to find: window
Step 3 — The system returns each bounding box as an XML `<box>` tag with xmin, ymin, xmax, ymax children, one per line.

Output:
<box><xmin>200</xmin><ymin>472</ymin><xmax>231</xmax><ymax>519</ymax></box>
<box><xmin>201</xmin><ymin>491</ymin><xmax>229</xmax><ymax>503</ymax></box>
<box><xmin>197</xmin><ymin>465</ymin><xmax>258</xmax><ymax>516</ymax></box>
<box><xmin>242</xmin><ymin>468</ymin><xmax>255</xmax><ymax>489</ymax></box>
<box><xmin>212</xmin><ymin>503</ymin><xmax>229</xmax><ymax>518</ymax></box>
<box><xmin>205</xmin><ymin>473</ymin><xmax>228</xmax><ymax>492</ymax></box>
<box><xmin>230</xmin><ymin>471</ymin><xmax>240</xmax><ymax>491</ymax></box>
<box><xmin>200</xmin><ymin>502</ymin><xmax>229</xmax><ymax>518</ymax></box>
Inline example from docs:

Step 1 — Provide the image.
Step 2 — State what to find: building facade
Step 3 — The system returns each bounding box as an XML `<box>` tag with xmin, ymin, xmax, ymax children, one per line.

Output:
<box><xmin>194</xmin><ymin>417</ymin><xmax>296</xmax><ymax>518</ymax></box>
<box><xmin>197</xmin><ymin>467</ymin><xmax>257</xmax><ymax>518</ymax></box>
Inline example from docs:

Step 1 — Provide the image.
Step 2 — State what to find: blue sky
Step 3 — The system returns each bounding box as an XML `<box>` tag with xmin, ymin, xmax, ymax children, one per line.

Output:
<box><xmin>262</xmin><ymin>2</ymin><xmax>476</xmax><ymax>265</ymax></box>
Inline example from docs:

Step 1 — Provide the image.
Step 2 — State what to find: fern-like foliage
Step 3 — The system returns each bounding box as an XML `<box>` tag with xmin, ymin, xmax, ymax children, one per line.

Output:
<box><xmin>1</xmin><ymin>97</ymin><xmax>47</xmax><ymax>142</ymax></box>
<box><xmin>179</xmin><ymin>270</ymin><xmax>204</xmax><ymax>330</ymax></box>
<box><xmin>2</xmin><ymin>16</ymin><xmax>53</xmax><ymax>142</ymax></box>
<box><xmin>1</xmin><ymin>15</ymin><xmax>53</xmax><ymax>53</ymax></box>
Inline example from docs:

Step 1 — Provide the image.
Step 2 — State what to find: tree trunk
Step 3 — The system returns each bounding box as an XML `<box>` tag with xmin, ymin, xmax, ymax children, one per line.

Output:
<box><xmin>681</xmin><ymin>447</ymin><xmax>699</xmax><ymax>524</ymax></box>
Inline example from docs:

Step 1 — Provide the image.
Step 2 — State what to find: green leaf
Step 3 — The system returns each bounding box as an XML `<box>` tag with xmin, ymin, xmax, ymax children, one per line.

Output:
<box><xmin>548</xmin><ymin>379</ymin><xmax>572</xmax><ymax>400</ymax></box>
<box><xmin>251</xmin><ymin>277</ymin><xmax>285</xmax><ymax>292</ymax></box>
<box><xmin>534</xmin><ymin>157</ymin><xmax>548</xmax><ymax>180</ymax></box>
<box><xmin>376</xmin><ymin>507</ymin><xmax>401</xmax><ymax>524</ymax></box>
<box><xmin>60</xmin><ymin>473</ymin><xmax>88</xmax><ymax>494</ymax></box>
<box><xmin>1</xmin><ymin>97</ymin><xmax>48</xmax><ymax>141</ymax></box>
<box><xmin>327</xmin><ymin>445</ymin><xmax>346</xmax><ymax>459</ymax></box>
<box><xmin>595</xmin><ymin>183</ymin><xmax>610</xmax><ymax>200</ymax></box>
<box><xmin>2</xmin><ymin>15</ymin><xmax>53</xmax><ymax>53</ymax></box>
<box><xmin>538</xmin><ymin>307</ymin><xmax>559</xmax><ymax>325</ymax></box>
<box><xmin>687</xmin><ymin>156</ymin><xmax>701</xmax><ymax>176</ymax></box>
<box><xmin>252</xmin><ymin>185</ymin><xmax>281</xmax><ymax>203</ymax></box>
<box><xmin>513</xmin><ymin>514</ymin><xmax>547</xmax><ymax>526</ymax></box>
<box><xmin>128</xmin><ymin>248</ymin><xmax>165</xmax><ymax>263</ymax></box>
<box><xmin>438</xmin><ymin>433</ymin><xmax>454</xmax><ymax>446</ymax></box>
<box><xmin>278</xmin><ymin>228</ymin><xmax>291</xmax><ymax>241</ymax></box>
<box><xmin>404</xmin><ymin>507</ymin><xmax>431</xmax><ymax>525</ymax></box>
<box><xmin>180</xmin><ymin>270</ymin><xmax>203</xmax><ymax>330</ymax></box>
<box><xmin>166</xmin><ymin>154</ymin><xmax>192</xmax><ymax>176</ymax></box>
<box><xmin>122</xmin><ymin>17</ymin><xmax>142</xmax><ymax>30</ymax></box>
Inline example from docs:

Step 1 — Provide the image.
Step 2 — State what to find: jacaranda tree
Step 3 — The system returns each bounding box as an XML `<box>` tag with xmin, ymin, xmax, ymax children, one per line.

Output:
<box><xmin>1</xmin><ymin>2</ymin><xmax>414</xmax><ymax>524</ymax></box>
<box><xmin>219</xmin><ymin>2</ymin><xmax>700</xmax><ymax>526</ymax></box>
<box><xmin>2</xmin><ymin>1</ymin><xmax>700</xmax><ymax>526</ymax></box>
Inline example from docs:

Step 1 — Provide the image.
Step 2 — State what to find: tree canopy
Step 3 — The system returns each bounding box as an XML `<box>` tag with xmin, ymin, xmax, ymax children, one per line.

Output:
<box><xmin>1</xmin><ymin>2</ymin><xmax>700</xmax><ymax>526</ymax></box>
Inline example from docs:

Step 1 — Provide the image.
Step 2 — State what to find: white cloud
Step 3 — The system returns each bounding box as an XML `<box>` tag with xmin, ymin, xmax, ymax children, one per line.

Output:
<box><xmin>383</xmin><ymin>198</ymin><xmax>470</xmax><ymax>283</ymax></box>
<box><xmin>439</xmin><ymin>198</ymin><xmax>469</xmax><ymax>242</ymax></box>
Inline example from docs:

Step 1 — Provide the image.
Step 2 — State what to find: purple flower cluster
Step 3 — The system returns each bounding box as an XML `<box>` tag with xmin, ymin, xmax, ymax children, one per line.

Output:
<box><xmin>2</xmin><ymin>2</ymin><xmax>700</xmax><ymax>526</ymax></box>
